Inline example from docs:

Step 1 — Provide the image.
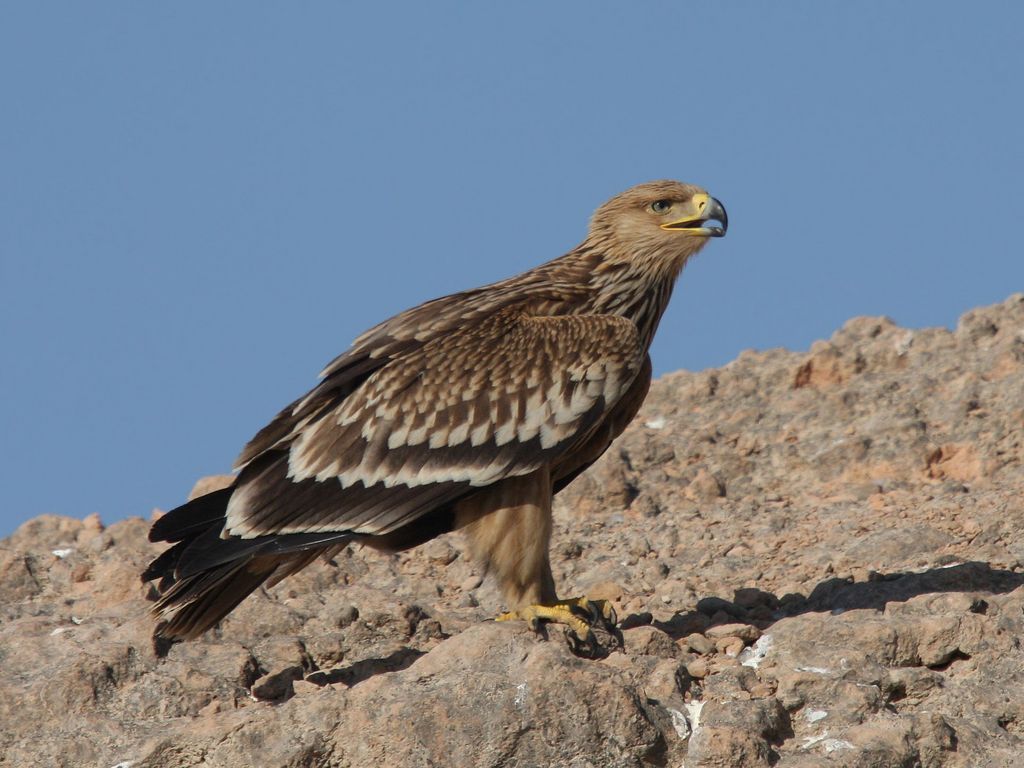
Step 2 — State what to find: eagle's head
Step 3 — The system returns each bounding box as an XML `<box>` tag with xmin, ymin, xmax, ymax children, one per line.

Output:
<box><xmin>588</xmin><ymin>180</ymin><xmax>727</xmax><ymax>272</ymax></box>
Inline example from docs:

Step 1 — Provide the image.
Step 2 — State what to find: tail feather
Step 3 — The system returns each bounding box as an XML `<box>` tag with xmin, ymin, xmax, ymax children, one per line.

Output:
<box><xmin>175</xmin><ymin>526</ymin><xmax>353</xmax><ymax>580</ymax></box>
<box><xmin>149</xmin><ymin>487</ymin><xmax>235</xmax><ymax>543</ymax></box>
<box><xmin>144</xmin><ymin>487</ymin><xmax>352</xmax><ymax>644</ymax></box>
<box><xmin>153</xmin><ymin>558</ymin><xmax>279</xmax><ymax>640</ymax></box>
<box><xmin>265</xmin><ymin>541</ymin><xmax>348</xmax><ymax>588</ymax></box>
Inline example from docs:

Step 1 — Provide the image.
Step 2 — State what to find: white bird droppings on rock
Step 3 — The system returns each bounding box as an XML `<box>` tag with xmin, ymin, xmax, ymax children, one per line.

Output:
<box><xmin>893</xmin><ymin>331</ymin><xmax>914</xmax><ymax>355</ymax></box>
<box><xmin>513</xmin><ymin>682</ymin><xmax>527</xmax><ymax>709</ymax></box>
<box><xmin>684</xmin><ymin>699</ymin><xmax>704</xmax><ymax>737</ymax></box>
<box><xmin>795</xmin><ymin>665</ymin><xmax>832</xmax><ymax>675</ymax></box>
<box><xmin>803</xmin><ymin>732</ymin><xmax>854</xmax><ymax>753</ymax></box>
<box><xmin>824</xmin><ymin>739</ymin><xmax>854</xmax><ymax>753</ymax></box>
<box><xmin>804</xmin><ymin>708</ymin><xmax>828</xmax><ymax>723</ymax></box>
<box><xmin>668</xmin><ymin>708</ymin><xmax>690</xmax><ymax>739</ymax></box>
<box><xmin>739</xmin><ymin>633</ymin><xmax>773</xmax><ymax>668</ymax></box>
<box><xmin>802</xmin><ymin>734</ymin><xmax>827</xmax><ymax>749</ymax></box>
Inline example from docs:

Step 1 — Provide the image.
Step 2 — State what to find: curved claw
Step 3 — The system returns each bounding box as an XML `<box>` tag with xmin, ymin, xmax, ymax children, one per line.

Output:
<box><xmin>564</xmin><ymin>626</ymin><xmax>600</xmax><ymax>659</ymax></box>
<box><xmin>591</xmin><ymin>600</ymin><xmax>617</xmax><ymax>628</ymax></box>
<box><xmin>569</xmin><ymin>601</ymin><xmax>596</xmax><ymax>623</ymax></box>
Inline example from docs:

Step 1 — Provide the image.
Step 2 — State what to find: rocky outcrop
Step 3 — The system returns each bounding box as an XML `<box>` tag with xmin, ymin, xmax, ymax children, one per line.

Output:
<box><xmin>2</xmin><ymin>294</ymin><xmax>1022</xmax><ymax>767</ymax></box>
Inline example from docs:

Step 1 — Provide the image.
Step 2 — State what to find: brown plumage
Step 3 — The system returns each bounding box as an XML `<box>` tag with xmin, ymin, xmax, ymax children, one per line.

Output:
<box><xmin>144</xmin><ymin>180</ymin><xmax>727</xmax><ymax>647</ymax></box>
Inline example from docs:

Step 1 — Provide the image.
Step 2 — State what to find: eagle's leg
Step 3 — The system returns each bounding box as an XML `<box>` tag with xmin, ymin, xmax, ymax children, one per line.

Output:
<box><xmin>455</xmin><ymin>472</ymin><xmax>621</xmax><ymax>658</ymax></box>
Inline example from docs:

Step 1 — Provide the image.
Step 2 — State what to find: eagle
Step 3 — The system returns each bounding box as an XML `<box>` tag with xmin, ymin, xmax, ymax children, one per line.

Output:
<box><xmin>144</xmin><ymin>180</ymin><xmax>727</xmax><ymax>656</ymax></box>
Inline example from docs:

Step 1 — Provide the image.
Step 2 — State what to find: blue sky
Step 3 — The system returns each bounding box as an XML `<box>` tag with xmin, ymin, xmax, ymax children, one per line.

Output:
<box><xmin>2</xmin><ymin>3</ymin><xmax>1021</xmax><ymax>536</ymax></box>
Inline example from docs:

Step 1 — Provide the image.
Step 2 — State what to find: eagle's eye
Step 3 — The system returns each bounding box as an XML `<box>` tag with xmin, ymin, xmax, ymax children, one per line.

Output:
<box><xmin>650</xmin><ymin>200</ymin><xmax>672</xmax><ymax>214</ymax></box>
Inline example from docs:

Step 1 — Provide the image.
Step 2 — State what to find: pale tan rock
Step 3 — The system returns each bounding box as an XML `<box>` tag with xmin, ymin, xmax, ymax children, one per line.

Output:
<box><xmin>585</xmin><ymin>579</ymin><xmax>625</xmax><ymax>602</ymax></box>
<box><xmin>644</xmin><ymin>658</ymin><xmax>688</xmax><ymax>703</ymax></box>
<box><xmin>291</xmin><ymin>679</ymin><xmax>321</xmax><ymax>697</ymax></box>
<box><xmin>705</xmin><ymin>622</ymin><xmax>761</xmax><ymax>642</ymax></box>
<box><xmin>460</xmin><ymin>574</ymin><xmax>483</xmax><ymax>591</ymax></box>
<box><xmin>686</xmin><ymin>658</ymin><xmax>710</xmax><ymax>679</ymax></box>
<box><xmin>2</xmin><ymin>295</ymin><xmax>1024</xmax><ymax>766</ymax></box>
<box><xmin>686</xmin><ymin>467</ymin><xmax>725</xmax><ymax>501</ymax></box>
<box><xmin>188</xmin><ymin>473</ymin><xmax>236</xmax><ymax>500</ymax></box>
<box><xmin>334</xmin><ymin>623</ymin><xmax>661</xmax><ymax>766</ymax></box>
<box><xmin>685</xmin><ymin>632</ymin><xmax>716</xmax><ymax>655</ymax></box>
<box><xmin>716</xmin><ymin>636</ymin><xmax>745</xmax><ymax>658</ymax></box>
<box><xmin>624</xmin><ymin>625</ymin><xmax>678</xmax><ymax>657</ymax></box>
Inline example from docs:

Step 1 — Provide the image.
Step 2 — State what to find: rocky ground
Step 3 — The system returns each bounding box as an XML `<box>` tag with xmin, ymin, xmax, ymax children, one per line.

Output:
<box><xmin>2</xmin><ymin>294</ymin><xmax>1023</xmax><ymax>767</ymax></box>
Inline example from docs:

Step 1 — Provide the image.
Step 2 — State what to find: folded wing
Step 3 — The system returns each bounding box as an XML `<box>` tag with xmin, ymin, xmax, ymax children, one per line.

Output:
<box><xmin>223</xmin><ymin>307</ymin><xmax>644</xmax><ymax>539</ymax></box>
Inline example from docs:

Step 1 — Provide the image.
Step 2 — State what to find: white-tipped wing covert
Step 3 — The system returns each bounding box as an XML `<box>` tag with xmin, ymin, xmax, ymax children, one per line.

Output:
<box><xmin>224</xmin><ymin>308</ymin><xmax>643</xmax><ymax>538</ymax></box>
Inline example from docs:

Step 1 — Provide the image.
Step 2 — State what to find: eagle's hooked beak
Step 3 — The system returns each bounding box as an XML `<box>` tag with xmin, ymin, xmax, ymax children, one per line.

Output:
<box><xmin>660</xmin><ymin>193</ymin><xmax>728</xmax><ymax>238</ymax></box>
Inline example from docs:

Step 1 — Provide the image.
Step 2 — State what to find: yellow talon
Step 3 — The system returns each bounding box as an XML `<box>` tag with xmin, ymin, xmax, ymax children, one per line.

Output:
<box><xmin>495</xmin><ymin>596</ymin><xmax>620</xmax><ymax>658</ymax></box>
<box><xmin>496</xmin><ymin>602</ymin><xmax>591</xmax><ymax>638</ymax></box>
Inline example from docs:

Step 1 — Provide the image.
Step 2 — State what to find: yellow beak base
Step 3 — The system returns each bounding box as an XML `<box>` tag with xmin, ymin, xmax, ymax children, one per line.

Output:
<box><xmin>660</xmin><ymin>193</ymin><xmax>728</xmax><ymax>237</ymax></box>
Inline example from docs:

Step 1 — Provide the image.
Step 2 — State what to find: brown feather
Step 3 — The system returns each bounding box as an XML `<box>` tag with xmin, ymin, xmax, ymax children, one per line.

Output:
<box><xmin>145</xmin><ymin>180</ymin><xmax>724</xmax><ymax>640</ymax></box>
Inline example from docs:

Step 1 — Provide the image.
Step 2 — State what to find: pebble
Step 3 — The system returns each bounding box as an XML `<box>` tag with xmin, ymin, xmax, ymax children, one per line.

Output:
<box><xmin>705</xmin><ymin>623</ymin><xmax>761</xmax><ymax>642</ymax></box>
<box><xmin>684</xmin><ymin>633</ymin><xmax>716</xmax><ymax>655</ymax></box>
<box><xmin>333</xmin><ymin>604</ymin><xmax>360</xmax><ymax>629</ymax></box>
<box><xmin>586</xmin><ymin>580</ymin><xmax>624</xmax><ymax>602</ymax></box>
<box><xmin>685</xmin><ymin>658</ymin><xmax>709</xmax><ymax>679</ymax></box>
<box><xmin>717</xmin><ymin>637</ymin><xmax>745</xmax><ymax>657</ymax></box>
